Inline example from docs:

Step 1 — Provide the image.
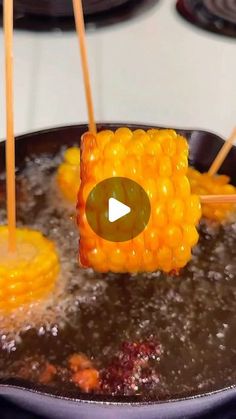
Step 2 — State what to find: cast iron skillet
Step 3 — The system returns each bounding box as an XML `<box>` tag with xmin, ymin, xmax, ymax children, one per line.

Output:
<box><xmin>0</xmin><ymin>123</ymin><xmax>236</xmax><ymax>419</ymax></box>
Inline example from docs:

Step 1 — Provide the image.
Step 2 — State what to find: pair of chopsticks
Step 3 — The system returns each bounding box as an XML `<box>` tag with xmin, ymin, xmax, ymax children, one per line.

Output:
<box><xmin>3</xmin><ymin>0</ymin><xmax>236</xmax><ymax>252</ymax></box>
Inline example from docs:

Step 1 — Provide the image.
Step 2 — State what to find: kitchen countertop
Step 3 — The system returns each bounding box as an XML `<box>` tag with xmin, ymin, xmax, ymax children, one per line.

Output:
<box><xmin>0</xmin><ymin>0</ymin><xmax>235</xmax><ymax>140</ymax></box>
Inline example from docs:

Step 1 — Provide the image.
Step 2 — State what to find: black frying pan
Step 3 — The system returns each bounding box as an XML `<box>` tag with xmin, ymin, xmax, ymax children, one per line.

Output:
<box><xmin>0</xmin><ymin>123</ymin><xmax>236</xmax><ymax>419</ymax></box>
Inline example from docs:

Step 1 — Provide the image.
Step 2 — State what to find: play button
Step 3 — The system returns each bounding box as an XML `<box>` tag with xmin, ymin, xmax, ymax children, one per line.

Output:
<box><xmin>85</xmin><ymin>177</ymin><xmax>151</xmax><ymax>242</ymax></box>
<box><xmin>108</xmin><ymin>198</ymin><xmax>131</xmax><ymax>223</ymax></box>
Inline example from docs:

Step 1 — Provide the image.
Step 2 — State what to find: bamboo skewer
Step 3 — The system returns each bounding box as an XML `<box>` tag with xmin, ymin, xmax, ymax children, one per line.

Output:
<box><xmin>72</xmin><ymin>0</ymin><xmax>96</xmax><ymax>135</ymax></box>
<box><xmin>4</xmin><ymin>0</ymin><xmax>16</xmax><ymax>252</ymax></box>
<box><xmin>200</xmin><ymin>194</ymin><xmax>236</xmax><ymax>204</ymax></box>
<box><xmin>208</xmin><ymin>127</ymin><xmax>236</xmax><ymax>176</ymax></box>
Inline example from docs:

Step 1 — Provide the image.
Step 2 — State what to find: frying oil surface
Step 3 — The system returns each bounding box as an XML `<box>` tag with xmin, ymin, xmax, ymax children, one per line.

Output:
<box><xmin>0</xmin><ymin>151</ymin><xmax>236</xmax><ymax>400</ymax></box>
<box><xmin>0</xmin><ymin>152</ymin><xmax>107</xmax><ymax>351</ymax></box>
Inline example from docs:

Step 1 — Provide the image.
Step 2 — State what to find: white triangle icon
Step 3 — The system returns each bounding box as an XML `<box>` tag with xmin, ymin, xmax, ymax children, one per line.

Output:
<box><xmin>108</xmin><ymin>198</ymin><xmax>131</xmax><ymax>223</ymax></box>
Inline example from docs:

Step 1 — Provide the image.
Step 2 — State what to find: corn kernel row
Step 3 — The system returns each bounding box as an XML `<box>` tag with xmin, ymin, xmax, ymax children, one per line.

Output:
<box><xmin>0</xmin><ymin>227</ymin><xmax>59</xmax><ymax>311</ymax></box>
<box><xmin>77</xmin><ymin>128</ymin><xmax>201</xmax><ymax>273</ymax></box>
<box><xmin>57</xmin><ymin>147</ymin><xmax>81</xmax><ymax>202</ymax></box>
<box><xmin>188</xmin><ymin>167</ymin><xmax>236</xmax><ymax>221</ymax></box>
<box><xmin>57</xmin><ymin>145</ymin><xmax>236</xmax><ymax>225</ymax></box>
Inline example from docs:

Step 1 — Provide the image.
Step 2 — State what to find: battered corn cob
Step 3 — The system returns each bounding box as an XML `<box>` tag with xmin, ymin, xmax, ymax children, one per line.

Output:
<box><xmin>188</xmin><ymin>167</ymin><xmax>236</xmax><ymax>222</ymax></box>
<box><xmin>77</xmin><ymin>128</ymin><xmax>201</xmax><ymax>273</ymax></box>
<box><xmin>57</xmin><ymin>147</ymin><xmax>80</xmax><ymax>202</ymax></box>
<box><xmin>0</xmin><ymin>227</ymin><xmax>59</xmax><ymax>312</ymax></box>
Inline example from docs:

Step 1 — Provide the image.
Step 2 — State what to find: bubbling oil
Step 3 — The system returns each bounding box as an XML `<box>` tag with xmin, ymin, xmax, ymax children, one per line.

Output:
<box><xmin>0</xmin><ymin>151</ymin><xmax>107</xmax><ymax>351</ymax></box>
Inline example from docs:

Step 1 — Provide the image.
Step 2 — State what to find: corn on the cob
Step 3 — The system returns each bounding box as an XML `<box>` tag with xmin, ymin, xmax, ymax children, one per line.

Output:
<box><xmin>188</xmin><ymin>167</ymin><xmax>236</xmax><ymax>222</ymax></box>
<box><xmin>0</xmin><ymin>226</ymin><xmax>59</xmax><ymax>312</ymax></box>
<box><xmin>57</xmin><ymin>147</ymin><xmax>80</xmax><ymax>202</ymax></box>
<box><xmin>77</xmin><ymin>128</ymin><xmax>201</xmax><ymax>273</ymax></box>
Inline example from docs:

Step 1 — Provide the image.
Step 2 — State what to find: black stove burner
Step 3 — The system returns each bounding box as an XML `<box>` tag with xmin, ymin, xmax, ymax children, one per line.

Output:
<box><xmin>0</xmin><ymin>0</ymin><xmax>160</xmax><ymax>31</ymax></box>
<box><xmin>176</xmin><ymin>0</ymin><xmax>236</xmax><ymax>38</ymax></box>
<box><xmin>0</xmin><ymin>0</ymin><xmax>130</xmax><ymax>17</ymax></box>
<box><xmin>203</xmin><ymin>0</ymin><xmax>236</xmax><ymax>24</ymax></box>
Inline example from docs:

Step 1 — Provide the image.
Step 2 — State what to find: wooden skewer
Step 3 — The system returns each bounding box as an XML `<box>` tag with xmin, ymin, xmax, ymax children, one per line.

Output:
<box><xmin>200</xmin><ymin>194</ymin><xmax>236</xmax><ymax>204</ymax></box>
<box><xmin>72</xmin><ymin>0</ymin><xmax>96</xmax><ymax>135</ymax></box>
<box><xmin>208</xmin><ymin>127</ymin><xmax>236</xmax><ymax>176</ymax></box>
<box><xmin>4</xmin><ymin>0</ymin><xmax>16</xmax><ymax>252</ymax></box>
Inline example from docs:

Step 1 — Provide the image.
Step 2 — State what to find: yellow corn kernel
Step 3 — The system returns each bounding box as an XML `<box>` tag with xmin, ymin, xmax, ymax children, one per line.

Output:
<box><xmin>77</xmin><ymin>128</ymin><xmax>201</xmax><ymax>273</ymax></box>
<box><xmin>0</xmin><ymin>226</ymin><xmax>60</xmax><ymax>312</ymax></box>
<box><xmin>188</xmin><ymin>167</ymin><xmax>236</xmax><ymax>222</ymax></box>
<box><xmin>57</xmin><ymin>146</ymin><xmax>80</xmax><ymax>202</ymax></box>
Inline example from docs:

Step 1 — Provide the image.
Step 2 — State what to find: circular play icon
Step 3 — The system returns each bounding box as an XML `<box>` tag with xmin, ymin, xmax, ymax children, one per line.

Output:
<box><xmin>85</xmin><ymin>177</ymin><xmax>151</xmax><ymax>242</ymax></box>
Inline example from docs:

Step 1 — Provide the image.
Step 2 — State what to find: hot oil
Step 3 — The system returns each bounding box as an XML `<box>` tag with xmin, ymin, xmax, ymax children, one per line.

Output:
<box><xmin>0</xmin><ymin>152</ymin><xmax>107</xmax><ymax>351</ymax></box>
<box><xmin>0</xmin><ymin>151</ymin><xmax>236</xmax><ymax>400</ymax></box>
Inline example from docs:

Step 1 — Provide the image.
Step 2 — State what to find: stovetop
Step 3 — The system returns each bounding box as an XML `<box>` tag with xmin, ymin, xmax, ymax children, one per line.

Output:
<box><xmin>1</xmin><ymin>396</ymin><xmax>236</xmax><ymax>419</ymax></box>
<box><xmin>0</xmin><ymin>0</ymin><xmax>160</xmax><ymax>31</ymax></box>
<box><xmin>176</xmin><ymin>0</ymin><xmax>236</xmax><ymax>38</ymax></box>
